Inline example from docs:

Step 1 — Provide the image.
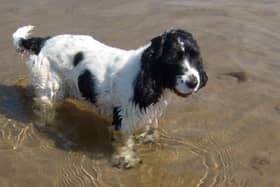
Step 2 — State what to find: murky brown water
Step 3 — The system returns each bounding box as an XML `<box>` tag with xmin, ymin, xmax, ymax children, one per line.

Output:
<box><xmin>1</xmin><ymin>0</ymin><xmax>280</xmax><ymax>186</ymax></box>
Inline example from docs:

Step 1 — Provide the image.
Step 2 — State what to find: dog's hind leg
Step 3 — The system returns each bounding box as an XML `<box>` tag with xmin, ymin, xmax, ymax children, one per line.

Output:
<box><xmin>27</xmin><ymin>55</ymin><xmax>64</xmax><ymax>125</ymax></box>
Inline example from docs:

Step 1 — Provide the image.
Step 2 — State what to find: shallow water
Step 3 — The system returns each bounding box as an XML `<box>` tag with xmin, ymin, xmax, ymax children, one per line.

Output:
<box><xmin>0</xmin><ymin>0</ymin><xmax>280</xmax><ymax>186</ymax></box>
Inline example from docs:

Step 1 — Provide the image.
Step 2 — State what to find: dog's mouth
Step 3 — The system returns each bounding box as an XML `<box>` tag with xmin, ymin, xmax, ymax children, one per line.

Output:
<box><xmin>173</xmin><ymin>89</ymin><xmax>193</xmax><ymax>97</ymax></box>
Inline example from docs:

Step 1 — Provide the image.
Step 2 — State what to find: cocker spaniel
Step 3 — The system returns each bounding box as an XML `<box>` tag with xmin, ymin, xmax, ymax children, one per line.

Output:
<box><xmin>13</xmin><ymin>25</ymin><xmax>208</xmax><ymax>168</ymax></box>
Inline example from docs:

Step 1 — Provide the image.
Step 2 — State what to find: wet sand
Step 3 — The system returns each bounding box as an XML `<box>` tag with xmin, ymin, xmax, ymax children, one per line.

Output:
<box><xmin>0</xmin><ymin>0</ymin><xmax>280</xmax><ymax>186</ymax></box>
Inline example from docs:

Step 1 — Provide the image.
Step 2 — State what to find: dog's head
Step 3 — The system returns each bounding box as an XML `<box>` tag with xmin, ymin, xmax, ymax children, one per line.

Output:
<box><xmin>142</xmin><ymin>29</ymin><xmax>208</xmax><ymax>97</ymax></box>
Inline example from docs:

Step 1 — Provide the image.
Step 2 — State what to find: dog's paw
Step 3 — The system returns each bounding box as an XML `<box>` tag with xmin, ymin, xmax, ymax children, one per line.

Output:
<box><xmin>111</xmin><ymin>149</ymin><xmax>142</xmax><ymax>169</ymax></box>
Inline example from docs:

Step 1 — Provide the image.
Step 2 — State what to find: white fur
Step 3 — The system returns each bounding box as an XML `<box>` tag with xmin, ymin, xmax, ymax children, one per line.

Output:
<box><xmin>13</xmin><ymin>26</ymin><xmax>201</xmax><ymax>132</ymax></box>
<box><xmin>12</xmin><ymin>25</ymin><xmax>207</xmax><ymax>168</ymax></box>
<box><xmin>13</xmin><ymin>25</ymin><xmax>35</xmax><ymax>50</ymax></box>
<box><xmin>13</xmin><ymin>26</ymin><xmax>173</xmax><ymax>132</ymax></box>
<box><xmin>175</xmin><ymin>59</ymin><xmax>200</xmax><ymax>94</ymax></box>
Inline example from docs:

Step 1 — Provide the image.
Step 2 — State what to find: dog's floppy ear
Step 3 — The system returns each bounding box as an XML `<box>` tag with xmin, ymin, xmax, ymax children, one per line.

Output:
<box><xmin>134</xmin><ymin>34</ymin><xmax>167</xmax><ymax>109</ymax></box>
<box><xmin>141</xmin><ymin>34</ymin><xmax>166</xmax><ymax>66</ymax></box>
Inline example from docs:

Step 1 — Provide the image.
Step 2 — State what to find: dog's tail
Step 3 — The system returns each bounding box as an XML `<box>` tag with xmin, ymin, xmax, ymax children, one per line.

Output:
<box><xmin>12</xmin><ymin>25</ymin><xmax>50</xmax><ymax>55</ymax></box>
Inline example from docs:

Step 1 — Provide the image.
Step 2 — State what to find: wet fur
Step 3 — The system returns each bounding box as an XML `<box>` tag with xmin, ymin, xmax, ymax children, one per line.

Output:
<box><xmin>12</xmin><ymin>26</ymin><xmax>208</xmax><ymax>168</ymax></box>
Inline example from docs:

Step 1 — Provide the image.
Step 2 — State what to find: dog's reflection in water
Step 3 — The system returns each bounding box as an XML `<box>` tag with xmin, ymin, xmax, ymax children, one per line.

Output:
<box><xmin>34</xmin><ymin>98</ymin><xmax>114</xmax><ymax>160</ymax></box>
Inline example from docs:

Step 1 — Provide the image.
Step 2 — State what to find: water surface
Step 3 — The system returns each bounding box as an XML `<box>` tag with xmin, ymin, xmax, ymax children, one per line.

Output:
<box><xmin>0</xmin><ymin>0</ymin><xmax>280</xmax><ymax>186</ymax></box>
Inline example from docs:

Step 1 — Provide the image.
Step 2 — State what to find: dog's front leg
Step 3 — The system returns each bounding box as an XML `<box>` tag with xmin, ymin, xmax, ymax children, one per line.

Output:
<box><xmin>111</xmin><ymin>131</ymin><xmax>141</xmax><ymax>169</ymax></box>
<box><xmin>135</xmin><ymin>118</ymin><xmax>159</xmax><ymax>144</ymax></box>
<box><xmin>111</xmin><ymin>108</ymin><xmax>141</xmax><ymax>169</ymax></box>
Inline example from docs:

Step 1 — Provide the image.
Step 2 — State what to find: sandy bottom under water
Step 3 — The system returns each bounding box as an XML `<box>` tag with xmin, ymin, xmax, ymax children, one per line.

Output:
<box><xmin>0</xmin><ymin>0</ymin><xmax>280</xmax><ymax>186</ymax></box>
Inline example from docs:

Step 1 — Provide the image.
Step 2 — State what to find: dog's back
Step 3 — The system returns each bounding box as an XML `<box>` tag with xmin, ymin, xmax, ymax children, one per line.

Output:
<box><xmin>12</xmin><ymin>26</ymin><xmax>143</xmax><ymax>114</ymax></box>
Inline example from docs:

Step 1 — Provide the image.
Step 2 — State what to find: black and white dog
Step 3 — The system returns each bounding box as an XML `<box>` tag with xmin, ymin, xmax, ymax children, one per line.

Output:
<box><xmin>13</xmin><ymin>25</ymin><xmax>208</xmax><ymax>168</ymax></box>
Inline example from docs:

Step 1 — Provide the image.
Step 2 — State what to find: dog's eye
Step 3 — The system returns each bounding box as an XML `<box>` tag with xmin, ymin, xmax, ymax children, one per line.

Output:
<box><xmin>189</xmin><ymin>49</ymin><xmax>198</xmax><ymax>58</ymax></box>
<box><xmin>174</xmin><ymin>51</ymin><xmax>183</xmax><ymax>60</ymax></box>
<box><xmin>178</xmin><ymin>50</ymin><xmax>184</xmax><ymax>56</ymax></box>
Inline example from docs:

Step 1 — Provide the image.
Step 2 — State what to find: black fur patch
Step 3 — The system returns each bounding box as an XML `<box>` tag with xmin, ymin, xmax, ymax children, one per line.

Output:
<box><xmin>73</xmin><ymin>52</ymin><xmax>84</xmax><ymax>66</ymax></box>
<box><xmin>21</xmin><ymin>37</ymin><xmax>51</xmax><ymax>55</ymax></box>
<box><xmin>112</xmin><ymin>107</ymin><xmax>122</xmax><ymax>130</ymax></box>
<box><xmin>78</xmin><ymin>70</ymin><xmax>97</xmax><ymax>104</ymax></box>
<box><xmin>133</xmin><ymin>29</ymin><xmax>208</xmax><ymax>109</ymax></box>
<box><xmin>133</xmin><ymin>71</ymin><xmax>162</xmax><ymax>110</ymax></box>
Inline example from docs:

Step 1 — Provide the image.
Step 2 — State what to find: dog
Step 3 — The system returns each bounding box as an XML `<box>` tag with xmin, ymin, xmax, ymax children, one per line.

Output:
<box><xmin>12</xmin><ymin>25</ymin><xmax>208</xmax><ymax>168</ymax></box>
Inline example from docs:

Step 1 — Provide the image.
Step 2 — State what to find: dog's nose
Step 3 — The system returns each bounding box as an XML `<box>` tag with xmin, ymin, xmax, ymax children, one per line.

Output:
<box><xmin>186</xmin><ymin>75</ymin><xmax>198</xmax><ymax>89</ymax></box>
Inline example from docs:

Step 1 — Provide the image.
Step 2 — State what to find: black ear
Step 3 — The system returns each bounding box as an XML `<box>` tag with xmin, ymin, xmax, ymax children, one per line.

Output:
<box><xmin>133</xmin><ymin>70</ymin><xmax>162</xmax><ymax>110</ymax></box>
<box><xmin>141</xmin><ymin>35</ymin><xmax>166</xmax><ymax>66</ymax></box>
<box><xmin>134</xmin><ymin>35</ymin><xmax>167</xmax><ymax>109</ymax></box>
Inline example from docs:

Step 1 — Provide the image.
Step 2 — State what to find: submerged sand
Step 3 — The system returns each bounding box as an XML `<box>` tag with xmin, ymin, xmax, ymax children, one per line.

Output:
<box><xmin>0</xmin><ymin>0</ymin><xmax>280</xmax><ymax>186</ymax></box>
